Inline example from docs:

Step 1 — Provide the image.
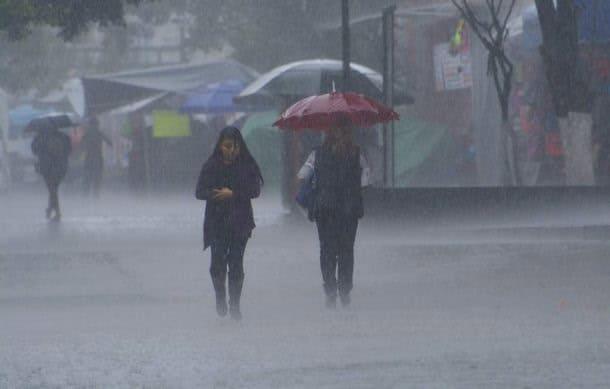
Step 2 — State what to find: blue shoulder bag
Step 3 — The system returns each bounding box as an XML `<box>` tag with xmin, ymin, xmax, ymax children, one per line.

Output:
<box><xmin>295</xmin><ymin>171</ymin><xmax>315</xmax><ymax>210</ymax></box>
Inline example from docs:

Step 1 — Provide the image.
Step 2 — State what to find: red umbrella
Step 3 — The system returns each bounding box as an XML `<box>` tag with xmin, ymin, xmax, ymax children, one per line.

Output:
<box><xmin>273</xmin><ymin>91</ymin><xmax>399</xmax><ymax>131</ymax></box>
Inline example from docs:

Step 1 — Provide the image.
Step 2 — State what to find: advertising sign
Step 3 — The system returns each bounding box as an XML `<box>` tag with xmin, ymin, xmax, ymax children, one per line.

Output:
<box><xmin>152</xmin><ymin>111</ymin><xmax>191</xmax><ymax>138</ymax></box>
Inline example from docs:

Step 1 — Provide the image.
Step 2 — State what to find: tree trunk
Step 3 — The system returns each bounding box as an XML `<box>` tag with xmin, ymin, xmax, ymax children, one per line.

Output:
<box><xmin>0</xmin><ymin>134</ymin><xmax>11</xmax><ymax>190</ymax></box>
<box><xmin>560</xmin><ymin>112</ymin><xmax>595</xmax><ymax>185</ymax></box>
<box><xmin>503</xmin><ymin>119</ymin><xmax>521</xmax><ymax>186</ymax></box>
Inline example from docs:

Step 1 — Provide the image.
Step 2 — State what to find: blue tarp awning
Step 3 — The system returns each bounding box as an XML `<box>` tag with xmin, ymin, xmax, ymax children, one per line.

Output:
<box><xmin>180</xmin><ymin>80</ymin><xmax>247</xmax><ymax>114</ymax></box>
<box><xmin>576</xmin><ymin>0</ymin><xmax>610</xmax><ymax>43</ymax></box>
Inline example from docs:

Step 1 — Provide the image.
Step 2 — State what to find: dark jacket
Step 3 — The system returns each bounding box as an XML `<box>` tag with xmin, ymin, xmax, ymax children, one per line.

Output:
<box><xmin>195</xmin><ymin>157</ymin><xmax>261</xmax><ymax>250</ymax></box>
<box><xmin>31</xmin><ymin>129</ymin><xmax>71</xmax><ymax>180</ymax></box>
<box><xmin>311</xmin><ymin>144</ymin><xmax>363</xmax><ymax>220</ymax></box>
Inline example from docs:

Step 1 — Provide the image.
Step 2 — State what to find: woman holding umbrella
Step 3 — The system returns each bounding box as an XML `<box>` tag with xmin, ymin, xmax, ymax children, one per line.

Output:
<box><xmin>195</xmin><ymin>126</ymin><xmax>263</xmax><ymax>320</ymax></box>
<box><xmin>29</xmin><ymin>115</ymin><xmax>73</xmax><ymax>221</ymax></box>
<box><xmin>275</xmin><ymin>91</ymin><xmax>398</xmax><ymax>309</ymax></box>
<box><xmin>299</xmin><ymin>123</ymin><xmax>370</xmax><ymax>308</ymax></box>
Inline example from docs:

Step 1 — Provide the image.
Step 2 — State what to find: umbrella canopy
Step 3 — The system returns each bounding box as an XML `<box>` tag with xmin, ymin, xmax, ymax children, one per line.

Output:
<box><xmin>24</xmin><ymin>114</ymin><xmax>79</xmax><ymax>133</ymax></box>
<box><xmin>8</xmin><ymin>105</ymin><xmax>56</xmax><ymax>137</ymax></box>
<box><xmin>235</xmin><ymin>59</ymin><xmax>411</xmax><ymax>109</ymax></box>
<box><xmin>179</xmin><ymin>79</ymin><xmax>247</xmax><ymax>114</ymax></box>
<box><xmin>273</xmin><ymin>92</ymin><xmax>399</xmax><ymax>131</ymax></box>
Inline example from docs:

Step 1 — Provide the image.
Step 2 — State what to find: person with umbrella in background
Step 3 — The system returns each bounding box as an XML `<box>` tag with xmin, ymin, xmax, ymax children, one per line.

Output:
<box><xmin>30</xmin><ymin>116</ymin><xmax>73</xmax><ymax>221</ymax></box>
<box><xmin>195</xmin><ymin>126</ymin><xmax>264</xmax><ymax>320</ymax></box>
<box><xmin>275</xmin><ymin>91</ymin><xmax>398</xmax><ymax>309</ymax></box>
<box><xmin>82</xmin><ymin>116</ymin><xmax>112</xmax><ymax>197</ymax></box>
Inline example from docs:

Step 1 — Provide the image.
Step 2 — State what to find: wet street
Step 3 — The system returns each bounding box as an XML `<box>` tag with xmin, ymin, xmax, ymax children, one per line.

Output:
<box><xmin>2</xmin><ymin>187</ymin><xmax>610</xmax><ymax>388</ymax></box>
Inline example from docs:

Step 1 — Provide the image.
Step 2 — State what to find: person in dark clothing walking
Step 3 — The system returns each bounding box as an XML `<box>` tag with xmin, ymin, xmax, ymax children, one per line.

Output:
<box><xmin>195</xmin><ymin>126</ymin><xmax>263</xmax><ymax>320</ymax></box>
<box><xmin>83</xmin><ymin>116</ymin><xmax>112</xmax><ymax>197</ymax></box>
<box><xmin>298</xmin><ymin>126</ymin><xmax>369</xmax><ymax>309</ymax></box>
<box><xmin>31</xmin><ymin>127</ymin><xmax>72</xmax><ymax>221</ymax></box>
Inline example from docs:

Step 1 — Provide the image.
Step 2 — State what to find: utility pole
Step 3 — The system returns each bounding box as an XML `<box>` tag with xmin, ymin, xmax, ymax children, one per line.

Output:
<box><xmin>0</xmin><ymin>89</ymin><xmax>11</xmax><ymax>189</ymax></box>
<box><xmin>0</xmin><ymin>128</ymin><xmax>10</xmax><ymax>189</ymax></box>
<box><xmin>382</xmin><ymin>6</ymin><xmax>396</xmax><ymax>187</ymax></box>
<box><xmin>342</xmin><ymin>0</ymin><xmax>351</xmax><ymax>91</ymax></box>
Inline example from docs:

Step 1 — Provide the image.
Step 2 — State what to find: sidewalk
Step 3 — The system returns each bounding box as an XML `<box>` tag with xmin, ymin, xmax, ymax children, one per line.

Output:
<box><xmin>2</xmin><ymin>188</ymin><xmax>610</xmax><ymax>387</ymax></box>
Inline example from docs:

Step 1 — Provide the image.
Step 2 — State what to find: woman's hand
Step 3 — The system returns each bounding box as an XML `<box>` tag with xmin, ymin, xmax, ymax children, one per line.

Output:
<box><xmin>212</xmin><ymin>187</ymin><xmax>233</xmax><ymax>201</ymax></box>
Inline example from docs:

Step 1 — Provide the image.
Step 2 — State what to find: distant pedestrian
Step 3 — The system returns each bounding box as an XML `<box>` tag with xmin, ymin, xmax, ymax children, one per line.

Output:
<box><xmin>195</xmin><ymin>126</ymin><xmax>263</xmax><ymax>320</ymax></box>
<box><xmin>298</xmin><ymin>126</ymin><xmax>369</xmax><ymax>309</ymax></box>
<box><xmin>82</xmin><ymin>116</ymin><xmax>112</xmax><ymax>197</ymax></box>
<box><xmin>127</xmin><ymin>121</ymin><xmax>148</xmax><ymax>192</ymax></box>
<box><xmin>31</xmin><ymin>126</ymin><xmax>72</xmax><ymax>221</ymax></box>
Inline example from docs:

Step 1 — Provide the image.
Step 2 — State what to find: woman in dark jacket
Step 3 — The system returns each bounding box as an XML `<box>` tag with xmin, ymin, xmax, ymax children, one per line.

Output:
<box><xmin>299</xmin><ymin>126</ymin><xmax>368</xmax><ymax>309</ymax></box>
<box><xmin>31</xmin><ymin>127</ymin><xmax>72</xmax><ymax>221</ymax></box>
<box><xmin>195</xmin><ymin>127</ymin><xmax>263</xmax><ymax>320</ymax></box>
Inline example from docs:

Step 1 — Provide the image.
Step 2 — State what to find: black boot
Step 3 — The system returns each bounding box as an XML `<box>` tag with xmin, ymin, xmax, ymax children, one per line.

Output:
<box><xmin>212</xmin><ymin>276</ymin><xmax>227</xmax><ymax>317</ymax></box>
<box><xmin>323</xmin><ymin>282</ymin><xmax>338</xmax><ymax>310</ymax></box>
<box><xmin>339</xmin><ymin>293</ymin><xmax>351</xmax><ymax>307</ymax></box>
<box><xmin>51</xmin><ymin>207</ymin><xmax>61</xmax><ymax>222</ymax></box>
<box><xmin>325</xmin><ymin>294</ymin><xmax>337</xmax><ymax>309</ymax></box>
<box><xmin>229</xmin><ymin>303</ymin><xmax>241</xmax><ymax>321</ymax></box>
<box><xmin>228</xmin><ymin>275</ymin><xmax>243</xmax><ymax>320</ymax></box>
<box><xmin>216</xmin><ymin>294</ymin><xmax>228</xmax><ymax>317</ymax></box>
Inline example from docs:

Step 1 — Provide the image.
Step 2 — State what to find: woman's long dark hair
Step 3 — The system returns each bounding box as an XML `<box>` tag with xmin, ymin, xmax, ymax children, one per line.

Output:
<box><xmin>210</xmin><ymin>126</ymin><xmax>264</xmax><ymax>185</ymax></box>
<box><xmin>323</xmin><ymin>126</ymin><xmax>356</xmax><ymax>157</ymax></box>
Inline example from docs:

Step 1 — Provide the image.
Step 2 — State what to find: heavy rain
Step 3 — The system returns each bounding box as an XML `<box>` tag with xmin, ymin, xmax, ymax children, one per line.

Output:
<box><xmin>1</xmin><ymin>1</ymin><xmax>610</xmax><ymax>387</ymax></box>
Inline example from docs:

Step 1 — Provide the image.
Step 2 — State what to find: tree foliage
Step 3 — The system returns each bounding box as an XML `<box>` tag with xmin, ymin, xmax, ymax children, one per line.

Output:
<box><xmin>181</xmin><ymin>0</ymin><xmax>396</xmax><ymax>72</ymax></box>
<box><xmin>0</xmin><ymin>0</ymin><xmax>151</xmax><ymax>40</ymax></box>
<box><xmin>0</xmin><ymin>1</ymin><xmax>392</xmax><ymax>95</ymax></box>
<box><xmin>0</xmin><ymin>0</ymin><xmax>390</xmax><ymax>72</ymax></box>
<box><xmin>451</xmin><ymin>0</ymin><xmax>520</xmax><ymax>184</ymax></box>
<box><xmin>127</xmin><ymin>0</ymin><xmax>391</xmax><ymax>71</ymax></box>
<box><xmin>451</xmin><ymin>0</ymin><xmax>515</xmax><ymax>121</ymax></box>
<box><xmin>184</xmin><ymin>0</ymin><xmax>335</xmax><ymax>71</ymax></box>
<box><xmin>0</xmin><ymin>28</ymin><xmax>73</xmax><ymax>94</ymax></box>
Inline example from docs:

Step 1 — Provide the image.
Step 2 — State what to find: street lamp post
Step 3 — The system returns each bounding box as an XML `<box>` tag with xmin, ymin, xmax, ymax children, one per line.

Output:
<box><xmin>342</xmin><ymin>0</ymin><xmax>351</xmax><ymax>91</ymax></box>
<box><xmin>382</xmin><ymin>6</ymin><xmax>396</xmax><ymax>188</ymax></box>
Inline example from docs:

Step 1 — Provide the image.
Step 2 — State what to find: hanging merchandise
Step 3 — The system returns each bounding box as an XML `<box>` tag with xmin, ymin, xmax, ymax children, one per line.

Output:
<box><xmin>450</xmin><ymin>19</ymin><xmax>468</xmax><ymax>55</ymax></box>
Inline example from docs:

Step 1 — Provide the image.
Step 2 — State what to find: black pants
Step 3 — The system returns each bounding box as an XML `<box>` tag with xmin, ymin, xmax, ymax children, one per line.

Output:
<box><xmin>210</xmin><ymin>233</ymin><xmax>248</xmax><ymax>307</ymax></box>
<box><xmin>43</xmin><ymin>174</ymin><xmax>62</xmax><ymax>214</ymax></box>
<box><xmin>316</xmin><ymin>214</ymin><xmax>359</xmax><ymax>298</ymax></box>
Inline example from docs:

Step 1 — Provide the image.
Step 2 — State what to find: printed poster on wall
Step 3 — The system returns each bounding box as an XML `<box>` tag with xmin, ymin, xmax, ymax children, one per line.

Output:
<box><xmin>433</xmin><ymin>43</ymin><xmax>473</xmax><ymax>91</ymax></box>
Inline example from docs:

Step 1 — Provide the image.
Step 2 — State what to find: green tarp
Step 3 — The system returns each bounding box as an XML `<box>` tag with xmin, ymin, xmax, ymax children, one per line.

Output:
<box><xmin>241</xmin><ymin>110</ymin><xmax>278</xmax><ymax>138</ymax></box>
<box><xmin>240</xmin><ymin>111</ymin><xmax>455</xmax><ymax>188</ymax></box>
<box><xmin>393</xmin><ymin>117</ymin><xmax>448</xmax><ymax>184</ymax></box>
<box><xmin>241</xmin><ymin>111</ymin><xmax>282</xmax><ymax>187</ymax></box>
<box><xmin>393</xmin><ymin>117</ymin><xmax>471</xmax><ymax>187</ymax></box>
